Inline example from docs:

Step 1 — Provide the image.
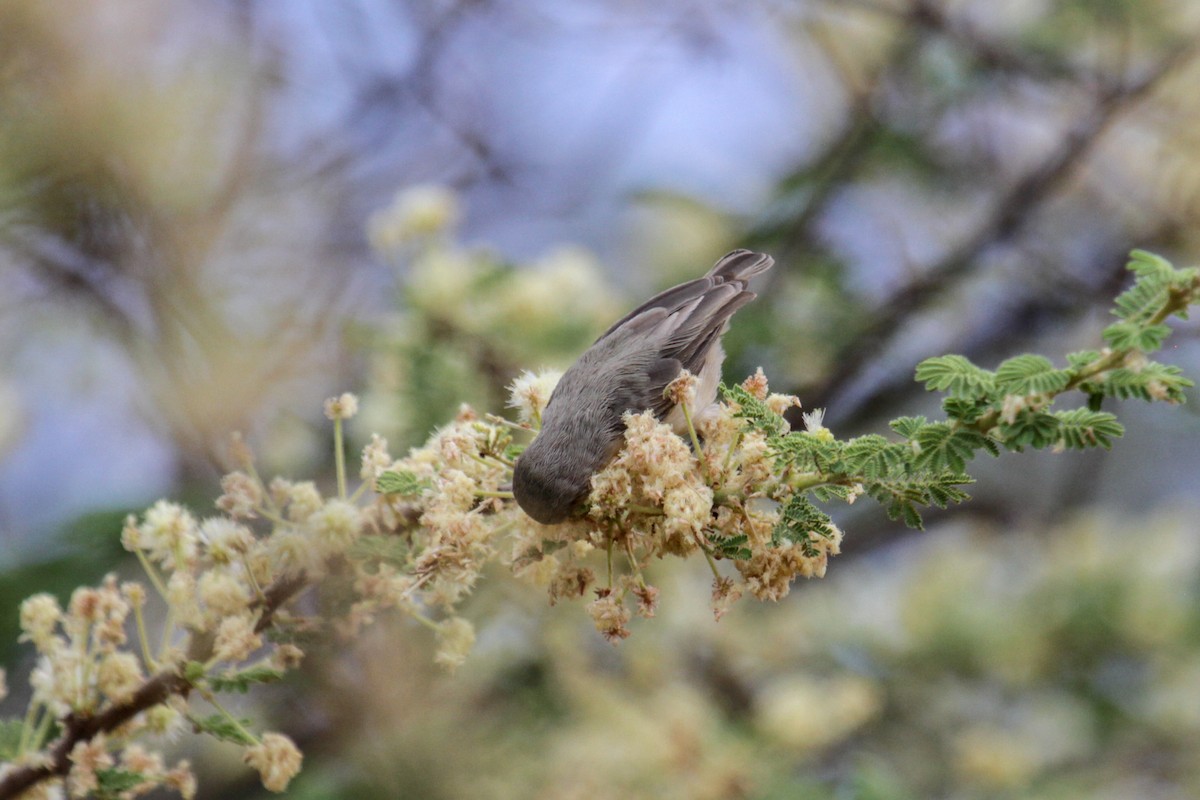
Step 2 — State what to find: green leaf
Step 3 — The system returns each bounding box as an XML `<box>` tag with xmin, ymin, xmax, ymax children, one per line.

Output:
<box><xmin>889</xmin><ymin>416</ymin><xmax>927</xmax><ymax>439</ymax></box>
<box><xmin>914</xmin><ymin>355</ymin><xmax>995</xmax><ymax>396</ymax></box>
<box><xmin>208</xmin><ymin>666</ymin><xmax>285</xmax><ymax>694</ymax></box>
<box><xmin>376</xmin><ymin>470</ymin><xmax>427</xmax><ymax>497</ymax></box>
<box><xmin>942</xmin><ymin>396</ymin><xmax>990</xmax><ymax>424</ymax></box>
<box><xmin>912</xmin><ymin>424</ymin><xmax>988</xmax><ymax>473</ymax></box>
<box><xmin>864</xmin><ymin>473</ymin><xmax>973</xmax><ymax>530</ymax></box>
<box><xmin>1127</xmin><ymin>249</ymin><xmax>1175</xmax><ymax>280</ymax></box>
<box><xmin>1067</xmin><ymin>350</ymin><xmax>1102</xmax><ymax>369</ymax></box>
<box><xmin>191</xmin><ymin>713</ymin><xmax>258</xmax><ymax>746</ymax></box>
<box><xmin>95</xmin><ymin>769</ymin><xmax>148</xmax><ymax>799</ymax></box>
<box><xmin>710</xmin><ymin>532</ymin><xmax>752</xmax><ymax>561</ymax></box>
<box><xmin>772</xmin><ymin>496</ymin><xmax>839</xmax><ymax>556</ymax></box>
<box><xmin>998</xmin><ymin>410</ymin><xmax>1060</xmax><ymax>450</ymax></box>
<box><xmin>719</xmin><ymin>383</ymin><xmax>787</xmax><ymax>436</ymax></box>
<box><xmin>1054</xmin><ymin>408</ymin><xmax>1124</xmax><ymax>450</ymax></box>
<box><xmin>769</xmin><ymin>431</ymin><xmax>841</xmax><ymax>474</ymax></box>
<box><xmin>994</xmin><ymin>355</ymin><xmax>1071</xmax><ymax>395</ymax></box>
<box><xmin>1135</xmin><ymin>324</ymin><xmax>1172</xmax><ymax>352</ymax></box>
<box><xmin>838</xmin><ymin>435</ymin><xmax>909</xmax><ymax>479</ymax></box>
<box><xmin>183</xmin><ymin>660</ymin><xmax>206</xmax><ymax>683</ymax></box>
<box><xmin>1102</xmin><ymin>363</ymin><xmax>1193</xmax><ymax>402</ymax></box>
<box><xmin>0</xmin><ymin>718</ymin><xmax>24</xmax><ymax>761</ymax></box>
<box><xmin>1108</xmin><ymin>256</ymin><xmax>1166</xmax><ymax>321</ymax></box>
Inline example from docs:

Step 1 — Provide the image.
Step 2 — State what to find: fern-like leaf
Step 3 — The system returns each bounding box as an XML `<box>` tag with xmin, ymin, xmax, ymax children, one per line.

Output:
<box><xmin>994</xmin><ymin>355</ymin><xmax>1071</xmax><ymax>395</ymax></box>
<box><xmin>914</xmin><ymin>355</ymin><xmax>995</xmax><ymax>396</ymax></box>
<box><xmin>912</xmin><ymin>424</ymin><xmax>987</xmax><ymax>473</ymax></box>
<box><xmin>1053</xmin><ymin>408</ymin><xmax>1124</xmax><ymax>449</ymax></box>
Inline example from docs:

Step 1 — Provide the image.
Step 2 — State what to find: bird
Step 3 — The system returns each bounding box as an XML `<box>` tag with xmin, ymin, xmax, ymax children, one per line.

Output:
<box><xmin>512</xmin><ymin>249</ymin><xmax>774</xmax><ymax>524</ymax></box>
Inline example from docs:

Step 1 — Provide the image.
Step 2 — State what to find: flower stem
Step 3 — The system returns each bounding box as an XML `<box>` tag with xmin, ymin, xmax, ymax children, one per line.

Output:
<box><xmin>334</xmin><ymin>417</ymin><xmax>348</xmax><ymax>501</ymax></box>
<box><xmin>679</xmin><ymin>398</ymin><xmax>709</xmax><ymax>483</ymax></box>
<box><xmin>133</xmin><ymin>603</ymin><xmax>157</xmax><ymax>671</ymax></box>
<box><xmin>17</xmin><ymin>699</ymin><xmax>40</xmax><ymax>755</ymax></box>
<box><xmin>134</xmin><ymin>549</ymin><xmax>170</xmax><ymax>602</ymax></box>
<box><xmin>202</xmin><ymin>691</ymin><xmax>261</xmax><ymax>747</ymax></box>
<box><xmin>29</xmin><ymin>705</ymin><xmax>53</xmax><ymax>751</ymax></box>
<box><xmin>606</xmin><ymin>539</ymin><xmax>615</xmax><ymax>589</ymax></box>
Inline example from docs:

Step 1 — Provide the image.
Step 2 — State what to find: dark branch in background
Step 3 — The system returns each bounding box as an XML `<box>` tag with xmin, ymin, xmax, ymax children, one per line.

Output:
<box><xmin>0</xmin><ymin>574</ymin><xmax>309</xmax><ymax>800</ymax></box>
<box><xmin>800</xmin><ymin>41</ymin><xmax>1199</xmax><ymax>423</ymax></box>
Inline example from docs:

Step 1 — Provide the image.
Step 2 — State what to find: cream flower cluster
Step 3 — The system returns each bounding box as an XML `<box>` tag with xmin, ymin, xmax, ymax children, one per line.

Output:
<box><xmin>2</xmin><ymin>370</ymin><xmax>845</xmax><ymax>798</ymax></box>
<box><xmin>499</xmin><ymin>368</ymin><xmax>841</xmax><ymax>640</ymax></box>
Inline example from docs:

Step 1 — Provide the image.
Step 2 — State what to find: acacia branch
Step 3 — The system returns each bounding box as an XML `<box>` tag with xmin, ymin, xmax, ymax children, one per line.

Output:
<box><xmin>0</xmin><ymin>573</ymin><xmax>309</xmax><ymax>800</ymax></box>
<box><xmin>804</xmin><ymin>42</ymin><xmax>1200</xmax><ymax>420</ymax></box>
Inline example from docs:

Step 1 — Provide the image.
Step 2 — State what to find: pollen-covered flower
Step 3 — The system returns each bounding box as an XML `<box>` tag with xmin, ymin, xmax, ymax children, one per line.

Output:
<box><xmin>663</xmin><ymin>484</ymin><xmax>714</xmax><ymax>537</ymax></box>
<box><xmin>96</xmin><ymin>652</ymin><xmax>144</xmax><ymax>704</ymax></box>
<box><xmin>308</xmin><ymin>499</ymin><xmax>363</xmax><ymax>556</ymax></box>
<box><xmin>360</xmin><ymin>433</ymin><xmax>392</xmax><ymax>482</ymax></box>
<box><xmin>766</xmin><ymin>392</ymin><xmax>801</xmax><ymax>417</ymax></box>
<box><xmin>120</xmin><ymin>743</ymin><xmax>164</xmax><ymax>776</ymax></box>
<box><xmin>323</xmin><ymin>392</ymin><xmax>359</xmax><ymax>421</ymax></box>
<box><xmin>664</xmin><ymin>370</ymin><xmax>698</xmax><ymax>408</ymax></box>
<box><xmin>217</xmin><ymin>472</ymin><xmax>262</xmax><ymax>519</ymax></box>
<box><xmin>199</xmin><ymin>571</ymin><xmax>251</xmax><ymax>617</ymax></box>
<box><xmin>213</xmin><ymin>614</ymin><xmax>262</xmax><ymax>663</ymax></box>
<box><xmin>711</xmin><ymin>576</ymin><xmax>743</xmax><ymax>621</ymax></box>
<box><xmin>801</xmin><ymin>408</ymin><xmax>833</xmax><ymax>443</ymax></box>
<box><xmin>19</xmin><ymin>594</ymin><xmax>63</xmax><ymax>653</ymax></box>
<box><xmin>507</xmin><ymin>369</ymin><xmax>562</xmax><ymax>426</ymax></box>
<box><xmin>742</xmin><ymin>367</ymin><xmax>770</xmax><ymax>400</ymax></box>
<box><xmin>144</xmin><ymin>699</ymin><xmax>187</xmax><ymax>740</ymax></box>
<box><xmin>199</xmin><ymin>518</ymin><xmax>254</xmax><ymax>565</ymax></box>
<box><xmin>133</xmin><ymin>500</ymin><xmax>200</xmax><ymax>566</ymax></box>
<box><xmin>244</xmin><ymin>732</ymin><xmax>303</xmax><ymax>793</ymax></box>
<box><xmin>166</xmin><ymin>572</ymin><xmax>202</xmax><ymax>628</ymax></box>
<box><xmin>434</xmin><ymin>617</ymin><xmax>476</xmax><ymax>671</ymax></box>
<box><xmin>586</xmin><ymin>590</ymin><xmax>631</xmax><ymax>643</ymax></box>
<box><xmin>269</xmin><ymin>530</ymin><xmax>322</xmax><ymax>577</ymax></box>
<box><xmin>283</xmin><ymin>481</ymin><xmax>323</xmax><ymax>523</ymax></box>
<box><xmin>737</xmin><ymin>524</ymin><xmax>844</xmax><ymax>601</ymax></box>
<box><xmin>67</xmin><ymin>736</ymin><xmax>113</xmax><ymax>798</ymax></box>
<box><xmin>271</xmin><ymin>643</ymin><xmax>306</xmax><ymax>671</ymax></box>
<box><xmin>590</xmin><ymin>411</ymin><xmax>696</xmax><ymax>514</ymax></box>
<box><xmin>165</xmin><ymin>761</ymin><xmax>197</xmax><ymax>800</ymax></box>
<box><xmin>631</xmin><ymin>583</ymin><xmax>659</xmax><ymax>618</ymax></box>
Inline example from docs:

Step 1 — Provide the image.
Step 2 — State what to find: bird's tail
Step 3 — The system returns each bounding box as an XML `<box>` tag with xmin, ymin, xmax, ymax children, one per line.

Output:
<box><xmin>706</xmin><ymin>249</ymin><xmax>774</xmax><ymax>284</ymax></box>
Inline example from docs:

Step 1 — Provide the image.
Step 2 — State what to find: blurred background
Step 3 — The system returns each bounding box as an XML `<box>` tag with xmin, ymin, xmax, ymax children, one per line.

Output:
<box><xmin>2</xmin><ymin>1</ymin><xmax>1200</xmax><ymax>797</ymax></box>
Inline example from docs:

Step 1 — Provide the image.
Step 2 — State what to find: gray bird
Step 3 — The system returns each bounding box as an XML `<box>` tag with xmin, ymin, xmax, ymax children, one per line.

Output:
<box><xmin>512</xmin><ymin>249</ymin><xmax>774</xmax><ymax>524</ymax></box>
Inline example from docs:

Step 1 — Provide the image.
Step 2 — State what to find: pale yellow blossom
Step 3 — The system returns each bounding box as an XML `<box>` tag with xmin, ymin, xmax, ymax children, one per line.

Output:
<box><xmin>434</xmin><ymin>617</ymin><xmax>476</xmax><ymax>671</ymax></box>
<box><xmin>244</xmin><ymin>732</ymin><xmax>303</xmax><ymax>793</ymax></box>
<box><xmin>213</xmin><ymin>614</ymin><xmax>262</xmax><ymax>663</ymax></box>
<box><xmin>507</xmin><ymin>369</ymin><xmax>563</xmax><ymax>426</ymax></box>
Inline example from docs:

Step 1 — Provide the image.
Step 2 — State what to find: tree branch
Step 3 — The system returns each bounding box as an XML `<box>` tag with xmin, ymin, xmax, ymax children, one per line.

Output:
<box><xmin>0</xmin><ymin>572</ymin><xmax>309</xmax><ymax>800</ymax></box>
<box><xmin>803</xmin><ymin>42</ymin><xmax>1200</xmax><ymax>420</ymax></box>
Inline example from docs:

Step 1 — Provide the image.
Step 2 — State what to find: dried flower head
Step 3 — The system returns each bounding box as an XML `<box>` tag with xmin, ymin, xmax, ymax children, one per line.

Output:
<box><xmin>586</xmin><ymin>590</ymin><xmax>632</xmax><ymax>643</ymax></box>
<box><xmin>244</xmin><ymin>732</ymin><xmax>303</xmax><ymax>793</ymax></box>
<box><xmin>434</xmin><ymin>617</ymin><xmax>476</xmax><ymax>671</ymax></box>
<box><xmin>217</xmin><ymin>472</ymin><xmax>262</xmax><ymax>520</ymax></box>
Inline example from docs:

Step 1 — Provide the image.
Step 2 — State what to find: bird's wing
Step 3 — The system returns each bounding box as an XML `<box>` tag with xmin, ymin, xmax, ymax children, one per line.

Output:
<box><xmin>594</xmin><ymin>249</ymin><xmax>773</xmax><ymax>343</ymax></box>
<box><xmin>602</xmin><ymin>250</ymin><xmax>774</xmax><ymax>420</ymax></box>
